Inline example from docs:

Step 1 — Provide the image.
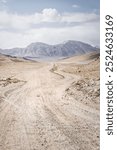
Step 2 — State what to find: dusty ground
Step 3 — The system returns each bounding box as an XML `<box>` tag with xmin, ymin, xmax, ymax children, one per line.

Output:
<box><xmin>0</xmin><ymin>53</ymin><xmax>100</xmax><ymax>150</ymax></box>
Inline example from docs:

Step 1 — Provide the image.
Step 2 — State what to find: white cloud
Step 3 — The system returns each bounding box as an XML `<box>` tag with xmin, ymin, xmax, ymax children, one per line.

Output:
<box><xmin>72</xmin><ymin>4</ymin><xmax>79</xmax><ymax>8</ymax></box>
<box><xmin>0</xmin><ymin>8</ymin><xmax>100</xmax><ymax>49</ymax></box>
<box><xmin>0</xmin><ymin>8</ymin><xmax>61</xmax><ymax>30</ymax></box>
<box><xmin>41</xmin><ymin>8</ymin><xmax>60</xmax><ymax>22</ymax></box>
<box><xmin>0</xmin><ymin>0</ymin><xmax>7</xmax><ymax>3</ymax></box>
<box><xmin>61</xmin><ymin>12</ymin><xmax>99</xmax><ymax>23</ymax></box>
<box><xmin>0</xmin><ymin>10</ymin><xmax>99</xmax><ymax>29</ymax></box>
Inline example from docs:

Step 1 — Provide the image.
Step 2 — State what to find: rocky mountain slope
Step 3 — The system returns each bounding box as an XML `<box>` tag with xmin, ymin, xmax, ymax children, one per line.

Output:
<box><xmin>0</xmin><ymin>41</ymin><xmax>99</xmax><ymax>60</ymax></box>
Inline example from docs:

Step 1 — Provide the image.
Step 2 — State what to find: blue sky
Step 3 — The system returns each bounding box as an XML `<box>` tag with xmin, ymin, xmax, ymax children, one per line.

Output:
<box><xmin>0</xmin><ymin>0</ymin><xmax>100</xmax><ymax>48</ymax></box>
<box><xmin>1</xmin><ymin>0</ymin><xmax>100</xmax><ymax>14</ymax></box>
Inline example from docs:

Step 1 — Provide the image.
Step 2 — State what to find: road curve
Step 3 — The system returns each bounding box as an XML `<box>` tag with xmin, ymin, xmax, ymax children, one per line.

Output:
<box><xmin>0</xmin><ymin>62</ymin><xmax>99</xmax><ymax>150</ymax></box>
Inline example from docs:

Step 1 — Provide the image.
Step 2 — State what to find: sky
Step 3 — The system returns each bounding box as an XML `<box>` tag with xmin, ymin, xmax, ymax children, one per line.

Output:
<box><xmin>0</xmin><ymin>0</ymin><xmax>100</xmax><ymax>49</ymax></box>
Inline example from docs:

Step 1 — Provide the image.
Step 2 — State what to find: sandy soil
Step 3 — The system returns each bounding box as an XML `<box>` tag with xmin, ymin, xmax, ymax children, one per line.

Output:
<box><xmin>0</xmin><ymin>54</ymin><xmax>100</xmax><ymax>150</ymax></box>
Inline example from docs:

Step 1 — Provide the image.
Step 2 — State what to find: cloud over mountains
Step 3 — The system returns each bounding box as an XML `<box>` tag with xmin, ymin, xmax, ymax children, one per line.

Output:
<box><xmin>0</xmin><ymin>8</ymin><xmax>99</xmax><ymax>49</ymax></box>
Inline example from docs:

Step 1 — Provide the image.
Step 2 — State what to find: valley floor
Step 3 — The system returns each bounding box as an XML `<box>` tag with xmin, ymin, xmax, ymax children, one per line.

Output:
<box><xmin>0</xmin><ymin>56</ymin><xmax>99</xmax><ymax>150</ymax></box>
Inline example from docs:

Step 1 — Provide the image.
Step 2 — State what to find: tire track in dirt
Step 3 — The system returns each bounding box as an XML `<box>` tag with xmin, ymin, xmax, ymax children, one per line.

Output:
<box><xmin>0</xmin><ymin>82</ymin><xmax>32</xmax><ymax>150</ymax></box>
<box><xmin>0</xmin><ymin>61</ymin><xmax>99</xmax><ymax>150</ymax></box>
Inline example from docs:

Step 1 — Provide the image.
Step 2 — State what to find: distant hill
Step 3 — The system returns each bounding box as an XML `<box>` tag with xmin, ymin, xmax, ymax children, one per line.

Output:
<box><xmin>60</xmin><ymin>51</ymin><xmax>100</xmax><ymax>63</ymax></box>
<box><xmin>0</xmin><ymin>41</ymin><xmax>99</xmax><ymax>60</ymax></box>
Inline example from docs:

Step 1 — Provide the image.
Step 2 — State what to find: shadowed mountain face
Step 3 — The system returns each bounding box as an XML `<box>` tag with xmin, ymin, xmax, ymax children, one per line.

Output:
<box><xmin>0</xmin><ymin>41</ymin><xmax>99</xmax><ymax>60</ymax></box>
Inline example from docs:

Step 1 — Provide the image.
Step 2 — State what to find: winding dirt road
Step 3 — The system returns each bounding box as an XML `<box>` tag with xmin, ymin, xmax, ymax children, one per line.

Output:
<box><xmin>0</xmin><ymin>59</ymin><xmax>99</xmax><ymax>150</ymax></box>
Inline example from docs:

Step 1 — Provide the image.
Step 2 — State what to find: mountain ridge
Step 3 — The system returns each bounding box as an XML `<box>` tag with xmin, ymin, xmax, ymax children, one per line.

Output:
<box><xmin>0</xmin><ymin>40</ymin><xmax>99</xmax><ymax>60</ymax></box>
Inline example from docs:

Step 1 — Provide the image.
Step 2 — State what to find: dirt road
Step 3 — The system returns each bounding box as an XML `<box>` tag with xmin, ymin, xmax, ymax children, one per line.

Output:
<box><xmin>0</xmin><ymin>60</ymin><xmax>99</xmax><ymax>150</ymax></box>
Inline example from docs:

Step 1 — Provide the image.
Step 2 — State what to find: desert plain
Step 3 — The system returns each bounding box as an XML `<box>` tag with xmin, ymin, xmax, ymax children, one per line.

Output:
<box><xmin>0</xmin><ymin>52</ymin><xmax>100</xmax><ymax>150</ymax></box>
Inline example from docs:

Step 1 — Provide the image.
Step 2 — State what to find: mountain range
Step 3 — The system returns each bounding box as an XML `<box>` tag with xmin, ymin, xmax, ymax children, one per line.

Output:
<box><xmin>0</xmin><ymin>41</ymin><xmax>99</xmax><ymax>61</ymax></box>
